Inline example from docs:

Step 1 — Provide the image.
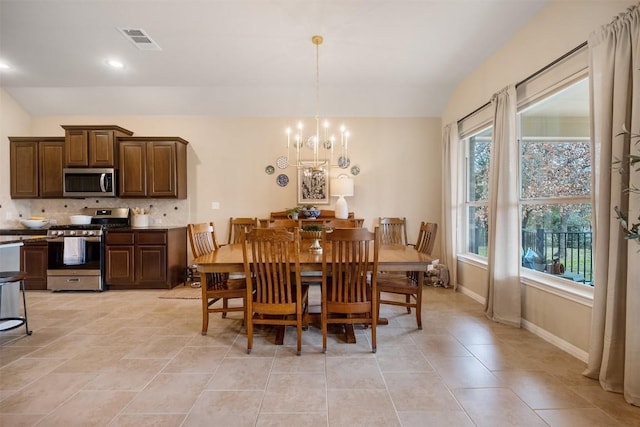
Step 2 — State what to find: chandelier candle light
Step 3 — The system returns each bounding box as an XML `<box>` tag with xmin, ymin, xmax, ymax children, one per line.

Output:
<box><xmin>284</xmin><ymin>35</ymin><xmax>350</xmax><ymax>171</ymax></box>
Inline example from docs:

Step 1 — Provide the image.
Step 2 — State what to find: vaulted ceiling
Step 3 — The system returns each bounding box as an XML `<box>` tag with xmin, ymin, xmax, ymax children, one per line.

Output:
<box><xmin>0</xmin><ymin>0</ymin><xmax>549</xmax><ymax>117</ymax></box>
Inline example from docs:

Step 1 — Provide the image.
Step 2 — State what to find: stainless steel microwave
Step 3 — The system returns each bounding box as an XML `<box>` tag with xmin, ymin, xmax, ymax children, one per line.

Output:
<box><xmin>63</xmin><ymin>168</ymin><xmax>117</xmax><ymax>197</ymax></box>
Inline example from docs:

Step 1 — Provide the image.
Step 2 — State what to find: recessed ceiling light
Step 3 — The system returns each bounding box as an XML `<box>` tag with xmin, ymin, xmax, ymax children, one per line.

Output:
<box><xmin>0</xmin><ymin>62</ymin><xmax>11</xmax><ymax>70</ymax></box>
<box><xmin>106</xmin><ymin>59</ymin><xmax>124</xmax><ymax>69</ymax></box>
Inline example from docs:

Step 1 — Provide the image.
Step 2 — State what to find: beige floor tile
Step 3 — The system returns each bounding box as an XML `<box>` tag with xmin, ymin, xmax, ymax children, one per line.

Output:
<box><xmin>375</xmin><ymin>345</ymin><xmax>434</xmax><ymax>373</ymax></box>
<box><xmin>182</xmin><ymin>390</ymin><xmax>262</xmax><ymax>427</ymax></box>
<box><xmin>0</xmin><ymin>357</ymin><xmax>63</xmax><ymax>391</ymax></box>
<box><xmin>272</xmin><ymin>350</ymin><xmax>326</xmax><ymax>373</ymax></box>
<box><xmin>205</xmin><ymin>356</ymin><xmax>273</xmax><ymax>390</ymax></box>
<box><xmin>256</xmin><ymin>412</ymin><xmax>328</xmax><ymax>427</ymax></box>
<box><xmin>123</xmin><ymin>373</ymin><xmax>210</xmax><ymax>413</ymax></box>
<box><xmin>454</xmin><ymin>387</ymin><xmax>548</xmax><ymax>427</ymax></box>
<box><xmin>262</xmin><ymin>372</ymin><xmax>326</xmax><ymax>412</ymax></box>
<box><xmin>83</xmin><ymin>358</ymin><xmax>167</xmax><ymax>391</ymax></box>
<box><xmin>429</xmin><ymin>356</ymin><xmax>501</xmax><ymax>388</ymax></box>
<box><xmin>465</xmin><ymin>342</ymin><xmax>546</xmax><ymax>371</ymax></box>
<box><xmin>0</xmin><ymin>372</ymin><xmax>95</xmax><ymax>414</ymax></box>
<box><xmin>161</xmin><ymin>345</ymin><xmax>228</xmax><ymax>373</ymax></box>
<box><xmin>536</xmin><ymin>407</ymin><xmax>626</xmax><ymax>426</ymax></box>
<box><xmin>384</xmin><ymin>371</ymin><xmax>462</xmax><ymax>412</ymax></box>
<box><xmin>327</xmin><ymin>389</ymin><xmax>400</xmax><ymax>427</ymax></box>
<box><xmin>412</xmin><ymin>334</ymin><xmax>473</xmax><ymax>357</ymax></box>
<box><xmin>34</xmin><ymin>389</ymin><xmax>135</xmax><ymax>426</ymax></box>
<box><xmin>0</xmin><ymin>413</ymin><xmax>45</xmax><ymax>426</ymax></box>
<box><xmin>108</xmin><ymin>413</ymin><xmax>186</xmax><ymax>427</ymax></box>
<box><xmin>326</xmin><ymin>357</ymin><xmax>385</xmax><ymax>389</ymax></box>
<box><xmin>493</xmin><ymin>370</ymin><xmax>594</xmax><ymax>409</ymax></box>
<box><xmin>570</xmin><ymin>384</ymin><xmax>640</xmax><ymax>426</ymax></box>
<box><xmin>397</xmin><ymin>410</ymin><xmax>475</xmax><ymax>427</ymax></box>
<box><xmin>124</xmin><ymin>335</ymin><xmax>193</xmax><ymax>359</ymax></box>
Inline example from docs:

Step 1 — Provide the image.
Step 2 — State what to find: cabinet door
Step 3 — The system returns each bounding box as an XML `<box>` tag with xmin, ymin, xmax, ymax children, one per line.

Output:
<box><xmin>20</xmin><ymin>242</ymin><xmax>48</xmax><ymax>290</ymax></box>
<box><xmin>136</xmin><ymin>245</ymin><xmax>167</xmax><ymax>285</ymax></box>
<box><xmin>10</xmin><ymin>141</ymin><xmax>38</xmax><ymax>198</ymax></box>
<box><xmin>89</xmin><ymin>130</ymin><xmax>115</xmax><ymax>167</ymax></box>
<box><xmin>119</xmin><ymin>141</ymin><xmax>147</xmax><ymax>197</ymax></box>
<box><xmin>105</xmin><ymin>245</ymin><xmax>135</xmax><ymax>285</ymax></box>
<box><xmin>147</xmin><ymin>141</ymin><xmax>177</xmax><ymax>197</ymax></box>
<box><xmin>65</xmin><ymin>129</ymin><xmax>89</xmax><ymax>166</ymax></box>
<box><xmin>39</xmin><ymin>140</ymin><xmax>65</xmax><ymax>198</ymax></box>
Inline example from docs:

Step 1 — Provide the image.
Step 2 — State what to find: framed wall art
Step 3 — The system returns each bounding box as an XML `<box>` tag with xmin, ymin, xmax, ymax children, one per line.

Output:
<box><xmin>297</xmin><ymin>166</ymin><xmax>329</xmax><ymax>205</ymax></box>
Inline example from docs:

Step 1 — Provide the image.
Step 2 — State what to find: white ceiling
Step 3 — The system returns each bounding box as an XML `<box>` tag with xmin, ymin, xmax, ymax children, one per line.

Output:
<box><xmin>0</xmin><ymin>0</ymin><xmax>549</xmax><ymax>117</ymax></box>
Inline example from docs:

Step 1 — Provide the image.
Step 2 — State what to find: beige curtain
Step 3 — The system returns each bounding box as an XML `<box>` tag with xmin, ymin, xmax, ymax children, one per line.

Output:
<box><xmin>584</xmin><ymin>3</ymin><xmax>640</xmax><ymax>406</ymax></box>
<box><xmin>484</xmin><ymin>85</ymin><xmax>521</xmax><ymax>327</ymax></box>
<box><xmin>442</xmin><ymin>123</ymin><xmax>459</xmax><ymax>290</ymax></box>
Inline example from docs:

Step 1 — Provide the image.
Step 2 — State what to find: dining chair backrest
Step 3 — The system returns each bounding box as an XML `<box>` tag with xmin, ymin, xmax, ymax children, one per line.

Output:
<box><xmin>378</xmin><ymin>217</ymin><xmax>408</xmax><ymax>245</ymax></box>
<box><xmin>228</xmin><ymin>217</ymin><xmax>258</xmax><ymax>244</ymax></box>
<box><xmin>321</xmin><ymin>226</ymin><xmax>380</xmax><ymax>352</ymax></box>
<box><xmin>322</xmin><ymin>227</ymin><xmax>380</xmax><ymax>304</ymax></box>
<box><xmin>264</xmin><ymin>218</ymin><xmax>300</xmax><ymax>231</ymax></box>
<box><xmin>414</xmin><ymin>221</ymin><xmax>438</xmax><ymax>255</ymax></box>
<box><xmin>187</xmin><ymin>222</ymin><xmax>219</xmax><ymax>257</ymax></box>
<box><xmin>322</xmin><ymin>218</ymin><xmax>363</xmax><ymax>228</ymax></box>
<box><xmin>242</xmin><ymin>227</ymin><xmax>307</xmax><ymax>354</ymax></box>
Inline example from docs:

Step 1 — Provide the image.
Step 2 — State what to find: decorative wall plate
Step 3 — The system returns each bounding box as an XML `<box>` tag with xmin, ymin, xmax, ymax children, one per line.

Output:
<box><xmin>338</xmin><ymin>156</ymin><xmax>350</xmax><ymax>169</ymax></box>
<box><xmin>276</xmin><ymin>174</ymin><xmax>289</xmax><ymax>187</ymax></box>
<box><xmin>276</xmin><ymin>156</ymin><xmax>289</xmax><ymax>169</ymax></box>
<box><xmin>350</xmin><ymin>165</ymin><xmax>360</xmax><ymax>176</ymax></box>
<box><xmin>265</xmin><ymin>165</ymin><xmax>275</xmax><ymax>175</ymax></box>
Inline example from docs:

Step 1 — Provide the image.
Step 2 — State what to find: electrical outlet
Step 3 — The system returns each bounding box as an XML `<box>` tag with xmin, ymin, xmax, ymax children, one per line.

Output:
<box><xmin>211</xmin><ymin>202</ymin><xmax>220</xmax><ymax>209</ymax></box>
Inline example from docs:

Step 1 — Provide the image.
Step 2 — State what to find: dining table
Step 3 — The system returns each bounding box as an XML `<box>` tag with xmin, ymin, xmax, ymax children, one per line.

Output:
<box><xmin>194</xmin><ymin>242</ymin><xmax>433</xmax><ymax>344</ymax></box>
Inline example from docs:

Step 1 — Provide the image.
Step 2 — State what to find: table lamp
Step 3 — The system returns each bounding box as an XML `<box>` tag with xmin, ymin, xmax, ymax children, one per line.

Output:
<box><xmin>330</xmin><ymin>175</ymin><xmax>354</xmax><ymax>219</ymax></box>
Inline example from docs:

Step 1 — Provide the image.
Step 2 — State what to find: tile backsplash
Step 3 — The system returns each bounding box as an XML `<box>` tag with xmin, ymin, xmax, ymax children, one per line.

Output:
<box><xmin>0</xmin><ymin>197</ymin><xmax>190</xmax><ymax>228</ymax></box>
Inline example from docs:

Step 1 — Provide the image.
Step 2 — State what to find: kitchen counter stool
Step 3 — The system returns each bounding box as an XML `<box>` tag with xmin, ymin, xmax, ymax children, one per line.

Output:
<box><xmin>0</xmin><ymin>271</ymin><xmax>32</xmax><ymax>335</ymax></box>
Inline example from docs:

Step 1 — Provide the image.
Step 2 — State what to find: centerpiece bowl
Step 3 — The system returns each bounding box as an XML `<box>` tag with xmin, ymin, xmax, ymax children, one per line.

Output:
<box><xmin>301</xmin><ymin>208</ymin><xmax>321</xmax><ymax>218</ymax></box>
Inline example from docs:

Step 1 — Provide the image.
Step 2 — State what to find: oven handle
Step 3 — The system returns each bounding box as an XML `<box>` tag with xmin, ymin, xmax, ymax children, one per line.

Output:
<box><xmin>47</xmin><ymin>237</ymin><xmax>102</xmax><ymax>243</ymax></box>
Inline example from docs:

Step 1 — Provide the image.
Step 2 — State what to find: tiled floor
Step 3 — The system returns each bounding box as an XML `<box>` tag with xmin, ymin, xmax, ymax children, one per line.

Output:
<box><xmin>1</xmin><ymin>285</ymin><xmax>639</xmax><ymax>426</ymax></box>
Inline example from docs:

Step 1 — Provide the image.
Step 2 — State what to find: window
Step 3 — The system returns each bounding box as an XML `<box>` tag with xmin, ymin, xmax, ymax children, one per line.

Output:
<box><xmin>464</xmin><ymin>126</ymin><xmax>492</xmax><ymax>257</ymax></box>
<box><xmin>518</xmin><ymin>77</ymin><xmax>593</xmax><ymax>285</ymax></box>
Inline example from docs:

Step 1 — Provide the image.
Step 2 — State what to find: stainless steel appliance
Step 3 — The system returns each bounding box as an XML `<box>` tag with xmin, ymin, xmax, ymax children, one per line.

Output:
<box><xmin>46</xmin><ymin>208</ymin><xmax>129</xmax><ymax>291</ymax></box>
<box><xmin>63</xmin><ymin>168</ymin><xmax>117</xmax><ymax>197</ymax></box>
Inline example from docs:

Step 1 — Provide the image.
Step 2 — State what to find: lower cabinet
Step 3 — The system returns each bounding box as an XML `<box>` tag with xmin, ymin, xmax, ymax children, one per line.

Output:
<box><xmin>105</xmin><ymin>227</ymin><xmax>186</xmax><ymax>289</ymax></box>
<box><xmin>20</xmin><ymin>239</ymin><xmax>48</xmax><ymax>290</ymax></box>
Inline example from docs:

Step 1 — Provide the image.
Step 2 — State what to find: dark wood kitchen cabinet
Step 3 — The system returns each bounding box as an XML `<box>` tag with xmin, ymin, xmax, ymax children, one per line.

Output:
<box><xmin>118</xmin><ymin>137</ymin><xmax>188</xmax><ymax>199</ymax></box>
<box><xmin>20</xmin><ymin>239</ymin><xmax>48</xmax><ymax>290</ymax></box>
<box><xmin>62</xmin><ymin>125</ymin><xmax>133</xmax><ymax>167</ymax></box>
<box><xmin>105</xmin><ymin>227</ymin><xmax>186</xmax><ymax>289</ymax></box>
<box><xmin>9</xmin><ymin>137</ymin><xmax>65</xmax><ymax>199</ymax></box>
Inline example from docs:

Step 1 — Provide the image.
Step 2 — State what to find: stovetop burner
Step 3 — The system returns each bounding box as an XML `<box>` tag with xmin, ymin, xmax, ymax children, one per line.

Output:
<box><xmin>47</xmin><ymin>207</ymin><xmax>130</xmax><ymax>238</ymax></box>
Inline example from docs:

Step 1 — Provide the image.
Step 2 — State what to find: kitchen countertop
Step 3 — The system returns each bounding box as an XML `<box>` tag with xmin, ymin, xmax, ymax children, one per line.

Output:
<box><xmin>0</xmin><ymin>235</ymin><xmax>47</xmax><ymax>246</ymax></box>
<box><xmin>0</xmin><ymin>228</ymin><xmax>48</xmax><ymax>236</ymax></box>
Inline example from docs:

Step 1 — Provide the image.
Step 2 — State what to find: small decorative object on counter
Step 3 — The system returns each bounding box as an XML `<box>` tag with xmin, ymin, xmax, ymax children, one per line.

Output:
<box><xmin>301</xmin><ymin>205</ymin><xmax>320</xmax><ymax>218</ymax></box>
<box><xmin>300</xmin><ymin>224</ymin><xmax>331</xmax><ymax>254</ymax></box>
<box><xmin>286</xmin><ymin>207</ymin><xmax>300</xmax><ymax>220</ymax></box>
<box><xmin>131</xmin><ymin>207</ymin><xmax>150</xmax><ymax>227</ymax></box>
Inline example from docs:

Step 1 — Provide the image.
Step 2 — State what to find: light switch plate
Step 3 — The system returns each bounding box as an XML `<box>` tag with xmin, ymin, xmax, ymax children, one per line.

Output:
<box><xmin>211</xmin><ymin>202</ymin><xmax>220</xmax><ymax>209</ymax></box>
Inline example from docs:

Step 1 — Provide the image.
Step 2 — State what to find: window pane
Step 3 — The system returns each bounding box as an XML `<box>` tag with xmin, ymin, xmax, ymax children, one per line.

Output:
<box><xmin>521</xmin><ymin>203</ymin><xmax>592</xmax><ymax>284</ymax></box>
<box><xmin>521</xmin><ymin>139</ymin><xmax>591</xmax><ymax>198</ymax></box>
<box><xmin>468</xmin><ymin>127</ymin><xmax>492</xmax><ymax>202</ymax></box>
<box><xmin>467</xmin><ymin>205</ymin><xmax>488</xmax><ymax>256</ymax></box>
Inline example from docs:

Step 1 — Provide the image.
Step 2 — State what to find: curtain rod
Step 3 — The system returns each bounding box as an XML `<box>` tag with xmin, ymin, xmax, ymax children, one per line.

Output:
<box><xmin>456</xmin><ymin>40</ymin><xmax>588</xmax><ymax>124</ymax></box>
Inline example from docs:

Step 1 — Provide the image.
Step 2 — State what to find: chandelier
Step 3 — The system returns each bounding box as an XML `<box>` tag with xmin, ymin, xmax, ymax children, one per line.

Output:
<box><xmin>283</xmin><ymin>35</ymin><xmax>351</xmax><ymax>172</ymax></box>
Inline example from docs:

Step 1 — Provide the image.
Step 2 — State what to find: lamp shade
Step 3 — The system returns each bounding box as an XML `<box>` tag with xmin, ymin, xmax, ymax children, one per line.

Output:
<box><xmin>330</xmin><ymin>177</ymin><xmax>354</xmax><ymax>197</ymax></box>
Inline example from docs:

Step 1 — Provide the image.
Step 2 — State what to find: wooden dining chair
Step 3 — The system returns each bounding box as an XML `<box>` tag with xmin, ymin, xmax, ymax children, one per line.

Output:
<box><xmin>376</xmin><ymin>221</ymin><xmax>437</xmax><ymax>329</ymax></box>
<box><xmin>188</xmin><ymin>222</ymin><xmax>246</xmax><ymax>335</ymax></box>
<box><xmin>242</xmin><ymin>228</ymin><xmax>309</xmax><ymax>355</ymax></box>
<box><xmin>227</xmin><ymin>217</ymin><xmax>258</xmax><ymax>244</ymax></box>
<box><xmin>378</xmin><ymin>217</ymin><xmax>408</xmax><ymax>245</ymax></box>
<box><xmin>321</xmin><ymin>226</ymin><xmax>380</xmax><ymax>353</ymax></box>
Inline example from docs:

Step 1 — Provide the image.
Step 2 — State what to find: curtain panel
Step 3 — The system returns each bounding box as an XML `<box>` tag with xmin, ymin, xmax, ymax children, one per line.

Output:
<box><xmin>484</xmin><ymin>85</ymin><xmax>522</xmax><ymax>327</ymax></box>
<box><xmin>442</xmin><ymin>123</ymin><xmax>459</xmax><ymax>290</ymax></box>
<box><xmin>584</xmin><ymin>3</ymin><xmax>640</xmax><ymax>406</ymax></box>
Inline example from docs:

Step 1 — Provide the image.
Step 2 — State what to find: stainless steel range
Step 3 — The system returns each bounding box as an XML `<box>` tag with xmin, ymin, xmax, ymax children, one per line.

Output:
<box><xmin>46</xmin><ymin>208</ymin><xmax>130</xmax><ymax>291</ymax></box>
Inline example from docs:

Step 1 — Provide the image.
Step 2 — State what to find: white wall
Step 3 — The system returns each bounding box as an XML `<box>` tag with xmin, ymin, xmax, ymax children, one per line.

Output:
<box><xmin>1</xmin><ymin>90</ymin><xmax>442</xmax><ymax>257</ymax></box>
<box><xmin>442</xmin><ymin>0</ymin><xmax>637</xmax><ymax>358</ymax></box>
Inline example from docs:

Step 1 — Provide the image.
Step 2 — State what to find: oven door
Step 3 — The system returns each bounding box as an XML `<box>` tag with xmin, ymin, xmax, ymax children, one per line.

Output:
<box><xmin>47</xmin><ymin>236</ymin><xmax>104</xmax><ymax>291</ymax></box>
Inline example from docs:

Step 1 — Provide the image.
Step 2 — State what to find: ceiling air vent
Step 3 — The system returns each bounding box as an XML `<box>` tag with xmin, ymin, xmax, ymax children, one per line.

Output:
<box><xmin>118</xmin><ymin>28</ymin><xmax>162</xmax><ymax>51</ymax></box>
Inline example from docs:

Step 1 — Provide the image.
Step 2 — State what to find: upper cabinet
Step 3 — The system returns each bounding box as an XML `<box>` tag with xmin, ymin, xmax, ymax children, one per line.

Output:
<box><xmin>9</xmin><ymin>137</ymin><xmax>65</xmax><ymax>198</ymax></box>
<box><xmin>118</xmin><ymin>137</ymin><xmax>188</xmax><ymax>199</ymax></box>
<box><xmin>62</xmin><ymin>125</ymin><xmax>133</xmax><ymax>167</ymax></box>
